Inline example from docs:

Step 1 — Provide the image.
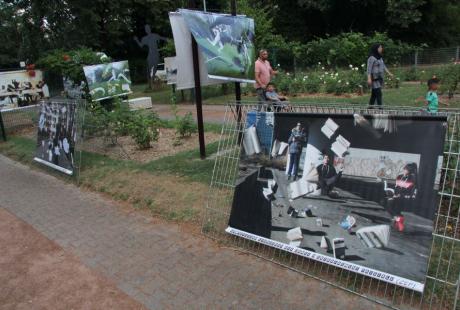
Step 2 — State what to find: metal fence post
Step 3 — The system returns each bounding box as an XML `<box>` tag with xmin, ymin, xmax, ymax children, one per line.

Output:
<box><xmin>414</xmin><ymin>50</ymin><xmax>419</xmax><ymax>68</ymax></box>
<box><xmin>0</xmin><ymin>110</ymin><xmax>6</xmax><ymax>141</ymax></box>
<box><xmin>456</xmin><ymin>46</ymin><xmax>459</xmax><ymax>62</ymax></box>
<box><xmin>454</xmin><ymin>272</ymin><xmax>460</xmax><ymax>310</ymax></box>
<box><xmin>189</xmin><ymin>0</ymin><xmax>206</xmax><ymax>159</ymax></box>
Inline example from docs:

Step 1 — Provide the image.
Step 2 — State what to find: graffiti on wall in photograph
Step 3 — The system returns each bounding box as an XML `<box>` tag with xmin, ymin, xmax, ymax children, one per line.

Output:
<box><xmin>227</xmin><ymin>112</ymin><xmax>447</xmax><ymax>292</ymax></box>
<box><xmin>0</xmin><ymin>69</ymin><xmax>48</xmax><ymax>109</ymax></box>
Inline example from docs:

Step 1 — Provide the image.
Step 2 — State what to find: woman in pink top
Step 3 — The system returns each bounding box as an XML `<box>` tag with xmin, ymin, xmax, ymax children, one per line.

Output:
<box><xmin>254</xmin><ymin>49</ymin><xmax>277</xmax><ymax>108</ymax></box>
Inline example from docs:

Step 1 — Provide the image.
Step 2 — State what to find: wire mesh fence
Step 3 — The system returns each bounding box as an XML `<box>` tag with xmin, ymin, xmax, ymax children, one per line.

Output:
<box><xmin>0</xmin><ymin>100</ymin><xmax>86</xmax><ymax>181</ymax></box>
<box><xmin>401</xmin><ymin>47</ymin><xmax>460</xmax><ymax>67</ymax></box>
<box><xmin>202</xmin><ymin>102</ymin><xmax>460</xmax><ymax>309</ymax></box>
<box><xmin>0</xmin><ymin>105</ymin><xmax>40</xmax><ymax>135</ymax></box>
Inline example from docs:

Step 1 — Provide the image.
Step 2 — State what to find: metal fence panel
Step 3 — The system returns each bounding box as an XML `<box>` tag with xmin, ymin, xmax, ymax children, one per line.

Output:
<box><xmin>0</xmin><ymin>105</ymin><xmax>40</xmax><ymax>134</ymax></box>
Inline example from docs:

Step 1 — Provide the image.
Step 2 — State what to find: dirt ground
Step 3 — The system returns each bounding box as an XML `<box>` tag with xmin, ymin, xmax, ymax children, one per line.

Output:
<box><xmin>16</xmin><ymin>127</ymin><xmax>222</xmax><ymax>163</ymax></box>
<box><xmin>81</xmin><ymin>128</ymin><xmax>222</xmax><ymax>163</ymax></box>
<box><xmin>0</xmin><ymin>208</ymin><xmax>145</xmax><ymax>310</ymax></box>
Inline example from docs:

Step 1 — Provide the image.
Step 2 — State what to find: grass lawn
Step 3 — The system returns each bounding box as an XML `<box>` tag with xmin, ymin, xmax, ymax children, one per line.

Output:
<box><xmin>130</xmin><ymin>82</ymin><xmax>460</xmax><ymax>108</ymax></box>
<box><xmin>0</xmin><ymin>130</ymin><xmax>222</xmax><ymax>226</ymax></box>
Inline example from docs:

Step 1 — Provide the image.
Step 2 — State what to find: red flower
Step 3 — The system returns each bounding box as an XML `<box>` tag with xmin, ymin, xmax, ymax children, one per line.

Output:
<box><xmin>63</xmin><ymin>54</ymin><xmax>71</xmax><ymax>61</ymax></box>
<box><xmin>26</xmin><ymin>64</ymin><xmax>35</xmax><ymax>70</ymax></box>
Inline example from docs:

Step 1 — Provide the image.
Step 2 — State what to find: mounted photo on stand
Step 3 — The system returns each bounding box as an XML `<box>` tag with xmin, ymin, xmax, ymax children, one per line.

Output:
<box><xmin>0</xmin><ymin>69</ymin><xmax>48</xmax><ymax>109</ymax></box>
<box><xmin>179</xmin><ymin>9</ymin><xmax>255</xmax><ymax>83</ymax></box>
<box><xmin>83</xmin><ymin>61</ymin><xmax>132</xmax><ymax>101</ymax></box>
<box><xmin>169</xmin><ymin>12</ymin><xmax>223</xmax><ymax>90</ymax></box>
<box><xmin>227</xmin><ymin>111</ymin><xmax>447</xmax><ymax>292</ymax></box>
<box><xmin>33</xmin><ymin>100</ymin><xmax>78</xmax><ymax>175</ymax></box>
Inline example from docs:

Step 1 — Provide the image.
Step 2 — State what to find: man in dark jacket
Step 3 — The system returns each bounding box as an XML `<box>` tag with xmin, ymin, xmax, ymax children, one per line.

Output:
<box><xmin>287</xmin><ymin>123</ymin><xmax>306</xmax><ymax>181</ymax></box>
<box><xmin>317</xmin><ymin>154</ymin><xmax>341</xmax><ymax>195</ymax></box>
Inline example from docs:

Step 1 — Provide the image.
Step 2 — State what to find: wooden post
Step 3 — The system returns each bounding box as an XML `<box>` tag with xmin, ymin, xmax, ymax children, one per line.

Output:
<box><xmin>0</xmin><ymin>111</ymin><xmax>6</xmax><ymax>141</ymax></box>
<box><xmin>189</xmin><ymin>0</ymin><xmax>206</xmax><ymax>159</ymax></box>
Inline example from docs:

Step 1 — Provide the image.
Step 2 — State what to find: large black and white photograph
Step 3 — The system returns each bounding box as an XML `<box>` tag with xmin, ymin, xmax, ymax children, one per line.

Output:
<box><xmin>227</xmin><ymin>112</ymin><xmax>447</xmax><ymax>292</ymax></box>
<box><xmin>34</xmin><ymin>100</ymin><xmax>78</xmax><ymax>175</ymax></box>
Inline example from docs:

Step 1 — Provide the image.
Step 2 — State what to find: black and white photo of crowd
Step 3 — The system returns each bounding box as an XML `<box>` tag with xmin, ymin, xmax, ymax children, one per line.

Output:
<box><xmin>35</xmin><ymin>100</ymin><xmax>77</xmax><ymax>173</ymax></box>
<box><xmin>229</xmin><ymin>112</ymin><xmax>447</xmax><ymax>284</ymax></box>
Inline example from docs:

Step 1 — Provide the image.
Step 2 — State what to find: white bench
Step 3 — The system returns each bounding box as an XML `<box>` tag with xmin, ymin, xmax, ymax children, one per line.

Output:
<box><xmin>127</xmin><ymin>97</ymin><xmax>152</xmax><ymax>110</ymax></box>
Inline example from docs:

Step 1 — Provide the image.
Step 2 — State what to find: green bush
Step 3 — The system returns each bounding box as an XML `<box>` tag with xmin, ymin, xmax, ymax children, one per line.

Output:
<box><xmin>85</xmin><ymin>100</ymin><xmax>161</xmax><ymax>149</ymax></box>
<box><xmin>385</xmin><ymin>74</ymin><xmax>400</xmax><ymax>89</ymax></box>
<box><xmin>439</xmin><ymin>63</ymin><xmax>460</xmax><ymax>98</ymax></box>
<box><xmin>36</xmin><ymin>48</ymin><xmax>111</xmax><ymax>97</ymax></box>
<box><xmin>175</xmin><ymin>112</ymin><xmax>196</xmax><ymax>138</ymax></box>
<box><xmin>127</xmin><ymin>112</ymin><xmax>160</xmax><ymax>149</ymax></box>
<box><xmin>270</xmin><ymin>32</ymin><xmax>417</xmax><ymax>70</ymax></box>
<box><xmin>272</xmin><ymin>65</ymin><xmax>367</xmax><ymax>96</ymax></box>
<box><xmin>301</xmin><ymin>74</ymin><xmax>321</xmax><ymax>93</ymax></box>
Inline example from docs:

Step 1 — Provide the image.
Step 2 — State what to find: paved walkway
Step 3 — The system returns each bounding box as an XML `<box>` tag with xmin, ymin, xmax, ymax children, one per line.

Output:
<box><xmin>152</xmin><ymin>104</ymin><xmax>228</xmax><ymax>124</ymax></box>
<box><xmin>0</xmin><ymin>208</ymin><xmax>144</xmax><ymax>309</ymax></box>
<box><xmin>0</xmin><ymin>155</ymin><xmax>385</xmax><ymax>309</ymax></box>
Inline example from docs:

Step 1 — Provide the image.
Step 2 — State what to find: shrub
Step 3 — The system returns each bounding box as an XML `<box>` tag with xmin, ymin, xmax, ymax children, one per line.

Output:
<box><xmin>175</xmin><ymin>112</ymin><xmax>196</xmax><ymax>138</ymax></box>
<box><xmin>36</xmin><ymin>48</ymin><xmax>111</xmax><ymax>97</ymax></box>
<box><xmin>302</xmin><ymin>74</ymin><xmax>321</xmax><ymax>93</ymax></box>
<box><xmin>267</xmin><ymin>32</ymin><xmax>418</xmax><ymax>72</ymax></box>
<box><xmin>272</xmin><ymin>70</ymin><xmax>292</xmax><ymax>94</ymax></box>
<box><xmin>127</xmin><ymin>112</ymin><xmax>160</xmax><ymax>149</ymax></box>
<box><xmin>85</xmin><ymin>100</ymin><xmax>160</xmax><ymax>149</ymax></box>
<box><xmin>439</xmin><ymin>63</ymin><xmax>460</xmax><ymax>98</ymax></box>
<box><xmin>385</xmin><ymin>74</ymin><xmax>400</xmax><ymax>89</ymax></box>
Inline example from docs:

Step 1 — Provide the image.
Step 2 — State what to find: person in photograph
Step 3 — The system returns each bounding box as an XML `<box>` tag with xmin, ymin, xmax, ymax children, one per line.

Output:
<box><xmin>53</xmin><ymin>141</ymin><xmax>60</xmax><ymax>165</ymax></box>
<box><xmin>316</xmin><ymin>154</ymin><xmax>342</xmax><ymax>196</ymax></box>
<box><xmin>387</xmin><ymin>163</ymin><xmax>417</xmax><ymax>221</ymax></box>
<box><xmin>255</xmin><ymin>49</ymin><xmax>277</xmax><ymax>109</ymax></box>
<box><xmin>207</xmin><ymin>24</ymin><xmax>227</xmax><ymax>51</ymax></box>
<box><xmin>47</xmin><ymin>140</ymin><xmax>54</xmax><ymax>162</ymax></box>
<box><xmin>62</xmin><ymin>134</ymin><xmax>73</xmax><ymax>165</ymax></box>
<box><xmin>287</xmin><ymin>123</ymin><xmax>306</xmax><ymax>181</ymax></box>
<box><xmin>367</xmin><ymin>43</ymin><xmax>393</xmax><ymax>107</ymax></box>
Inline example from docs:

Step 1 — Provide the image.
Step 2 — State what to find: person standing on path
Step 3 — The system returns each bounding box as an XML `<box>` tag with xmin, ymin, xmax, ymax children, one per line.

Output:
<box><xmin>367</xmin><ymin>43</ymin><xmax>393</xmax><ymax>107</ymax></box>
<box><xmin>255</xmin><ymin>49</ymin><xmax>277</xmax><ymax>109</ymax></box>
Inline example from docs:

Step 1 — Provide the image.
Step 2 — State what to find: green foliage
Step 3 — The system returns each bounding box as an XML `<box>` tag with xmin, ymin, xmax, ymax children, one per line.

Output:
<box><xmin>159</xmin><ymin>39</ymin><xmax>177</xmax><ymax>58</ymax></box>
<box><xmin>439</xmin><ymin>63</ymin><xmax>460</xmax><ymax>98</ymax></box>
<box><xmin>174</xmin><ymin>112</ymin><xmax>197</xmax><ymax>139</ymax></box>
<box><xmin>86</xmin><ymin>100</ymin><xmax>133</xmax><ymax>144</ymax></box>
<box><xmin>2</xmin><ymin>0</ymin><xmax>459</xmax><ymax>71</ymax></box>
<box><xmin>127</xmin><ymin>112</ymin><xmax>160</xmax><ymax>149</ymax></box>
<box><xmin>272</xmin><ymin>65</ymin><xmax>368</xmax><ymax>96</ymax></box>
<box><xmin>171</xmin><ymin>102</ymin><xmax>196</xmax><ymax>139</ymax></box>
<box><xmin>235</xmin><ymin>0</ymin><xmax>286</xmax><ymax>51</ymax></box>
<box><xmin>0</xmin><ymin>2</ymin><xmax>21</xmax><ymax>67</ymax></box>
<box><xmin>86</xmin><ymin>100</ymin><xmax>160</xmax><ymax>149</ymax></box>
<box><xmin>299</xmin><ymin>32</ymin><xmax>416</xmax><ymax>68</ymax></box>
<box><xmin>386</xmin><ymin>0</ymin><xmax>425</xmax><ymax>28</ymax></box>
<box><xmin>36</xmin><ymin>48</ymin><xmax>111</xmax><ymax>95</ymax></box>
